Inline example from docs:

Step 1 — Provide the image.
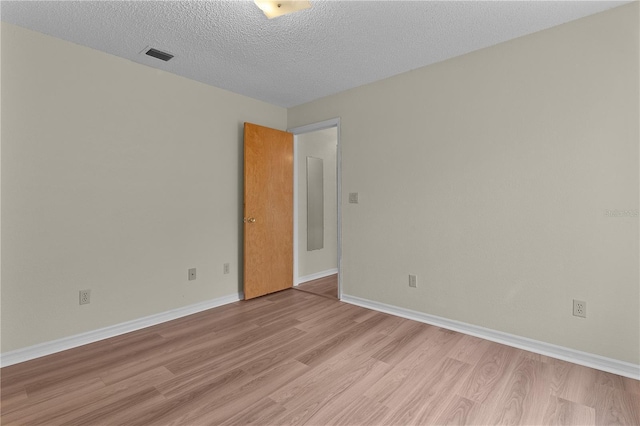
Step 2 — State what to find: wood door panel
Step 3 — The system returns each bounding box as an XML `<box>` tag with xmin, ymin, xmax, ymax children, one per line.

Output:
<box><xmin>243</xmin><ymin>123</ymin><xmax>293</xmax><ymax>300</ymax></box>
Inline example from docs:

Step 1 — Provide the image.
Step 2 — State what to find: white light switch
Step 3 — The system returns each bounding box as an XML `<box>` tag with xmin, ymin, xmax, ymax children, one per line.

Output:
<box><xmin>349</xmin><ymin>192</ymin><xmax>359</xmax><ymax>204</ymax></box>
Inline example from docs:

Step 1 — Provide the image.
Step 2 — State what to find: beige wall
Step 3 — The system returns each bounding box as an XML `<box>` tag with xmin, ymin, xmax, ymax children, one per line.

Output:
<box><xmin>296</xmin><ymin>128</ymin><xmax>338</xmax><ymax>280</ymax></box>
<box><xmin>1</xmin><ymin>23</ymin><xmax>286</xmax><ymax>352</ymax></box>
<box><xmin>289</xmin><ymin>3</ymin><xmax>639</xmax><ymax>364</ymax></box>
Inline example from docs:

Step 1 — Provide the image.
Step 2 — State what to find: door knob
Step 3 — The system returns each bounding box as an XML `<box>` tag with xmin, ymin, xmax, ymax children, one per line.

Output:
<box><xmin>244</xmin><ymin>217</ymin><xmax>256</xmax><ymax>223</ymax></box>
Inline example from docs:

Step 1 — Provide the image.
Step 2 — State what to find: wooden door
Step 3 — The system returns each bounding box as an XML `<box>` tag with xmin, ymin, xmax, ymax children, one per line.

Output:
<box><xmin>243</xmin><ymin>123</ymin><xmax>293</xmax><ymax>299</ymax></box>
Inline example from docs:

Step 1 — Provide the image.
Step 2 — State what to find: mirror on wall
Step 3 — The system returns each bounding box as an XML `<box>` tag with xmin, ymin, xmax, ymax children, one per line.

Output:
<box><xmin>307</xmin><ymin>156</ymin><xmax>324</xmax><ymax>251</ymax></box>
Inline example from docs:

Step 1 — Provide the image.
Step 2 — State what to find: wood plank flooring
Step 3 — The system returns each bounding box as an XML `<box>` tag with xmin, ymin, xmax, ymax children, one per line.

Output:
<box><xmin>2</xmin><ymin>288</ymin><xmax>639</xmax><ymax>425</ymax></box>
<box><xmin>295</xmin><ymin>274</ymin><xmax>338</xmax><ymax>299</ymax></box>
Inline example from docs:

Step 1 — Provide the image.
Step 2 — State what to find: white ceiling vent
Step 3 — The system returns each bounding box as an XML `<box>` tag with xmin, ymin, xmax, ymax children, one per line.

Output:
<box><xmin>144</xmin><ymin>48</ymin><xmax>174</xmax><ymax>62</ymax></box>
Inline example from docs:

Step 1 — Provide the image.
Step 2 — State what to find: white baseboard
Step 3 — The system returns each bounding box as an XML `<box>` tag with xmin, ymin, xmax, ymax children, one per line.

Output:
<box><xmin>295</xmin><ymin>268</ymin><xmax>338</xmax><ymax>286</ymax></box>
<box><xmin>0</xmin><ymin>293</ymin><xmax>242</xmax><ymax>368</ymax></box>
<box><xmin>341</xmin><ymin>294</ymin><xmax>640</xmax><ymax>380</ymax></box>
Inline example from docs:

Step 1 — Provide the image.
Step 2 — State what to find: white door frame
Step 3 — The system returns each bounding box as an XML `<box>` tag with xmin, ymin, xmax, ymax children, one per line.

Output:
<box><xmin>288</xmin><ymin>118</ymin><xmax>342</xmax><ymax>300</ymax></box>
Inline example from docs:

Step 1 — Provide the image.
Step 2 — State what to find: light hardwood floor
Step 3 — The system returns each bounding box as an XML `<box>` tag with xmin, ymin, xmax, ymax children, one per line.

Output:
<box><xmin>295</xmin><ymin>274</ymin><xmax>338</xmax><ymax>299</ymax></box>
<box><xmin>2</xmin><ymin>288</ymin><xmax>639</xmax><ymax>425</ymax></box>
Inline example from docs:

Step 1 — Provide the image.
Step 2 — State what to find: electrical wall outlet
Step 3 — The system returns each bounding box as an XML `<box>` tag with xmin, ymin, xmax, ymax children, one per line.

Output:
<box><xmin>349</xmin><ymin>192</ymin><xmax>359</xmax><ymax>204</ymax></box>
<box><xmin>409</xmin><ymin>274</ymin><xmax>417</xmax><ymax>288</ymax></box>
<box><xmin>79</xmin><ymin>289</ymin><xmax>91</xmax><ymax>305</ymax></box>
<box><xmin>573</xmin><ymin>299</ymin><xmax>586</xmax><ymax>318</ymax></box>
<box><xmin>188</xmin><ymin>268</ymin><xmax>196</xmax><ymax>281</ymax></box>
<box><xmin>223</xmin><ymin>263</ymin><xmax>230</xmax><ymax>274</ymax></box>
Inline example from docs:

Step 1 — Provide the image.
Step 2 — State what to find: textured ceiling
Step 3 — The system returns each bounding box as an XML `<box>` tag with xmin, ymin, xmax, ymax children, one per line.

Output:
<box><xmin>1</xmin><ymin>0</ymin><xmax>629</xmax><ymax>108</ymax></box>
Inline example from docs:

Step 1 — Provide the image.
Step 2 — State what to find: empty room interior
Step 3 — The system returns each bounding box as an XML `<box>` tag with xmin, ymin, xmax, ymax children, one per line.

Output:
<box><xmin>1</xmin><ymin>1</ymin><xmax>639</xmax><ymax>425</ymax></box>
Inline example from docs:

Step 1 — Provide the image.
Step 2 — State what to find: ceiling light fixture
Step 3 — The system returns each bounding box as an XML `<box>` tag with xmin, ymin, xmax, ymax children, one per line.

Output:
<box><xmin>254</xmin><ymin>0</ymin><xmax>311</xmax><ymax>19</ymax></box>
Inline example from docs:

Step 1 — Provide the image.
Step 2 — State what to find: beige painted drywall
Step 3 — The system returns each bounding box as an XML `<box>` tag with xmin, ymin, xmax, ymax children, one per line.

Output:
<box><xmin>296</xmin><ymin>128</ymin><xmax>338</xmax><ymax>280</ymax></box>
<box><xmin>0</xmin><ymin>22</ymin><xmax>286</xmax><ymax>352</ymax></box>
<box><xmin>289</xmin><ymin>3</ymin><xmax>640</xmax><ymax>364</ymax></box>
<box><xmin>0</xmin><ymin>22</ymin><xmax>3</xmax><ymax>345</ymax></box>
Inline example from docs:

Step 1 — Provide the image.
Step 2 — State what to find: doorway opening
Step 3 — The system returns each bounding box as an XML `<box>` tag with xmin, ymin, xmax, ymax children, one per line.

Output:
<box><xmin>289</xmin><ymin>119</ymin><xmax>341</xmax><ymax>300</ymax></box>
